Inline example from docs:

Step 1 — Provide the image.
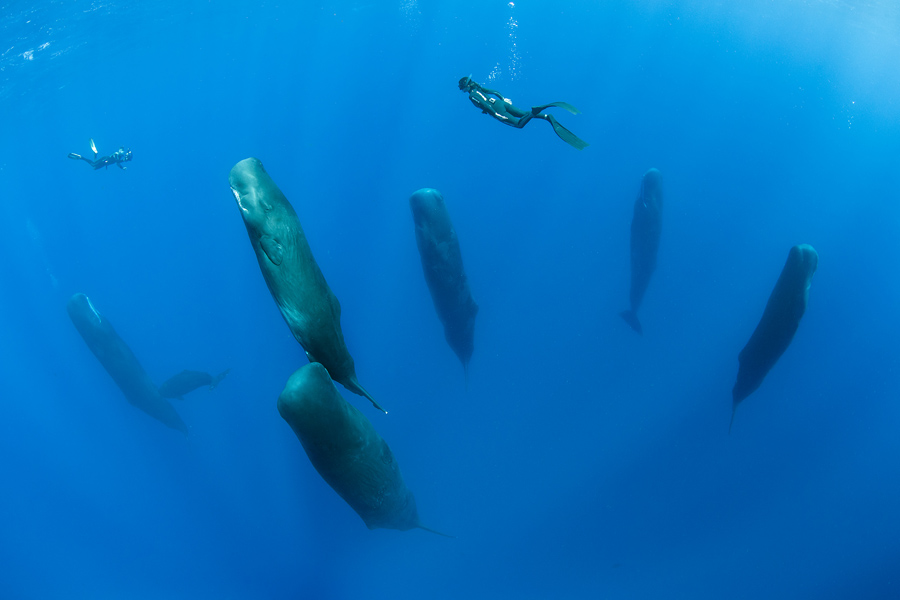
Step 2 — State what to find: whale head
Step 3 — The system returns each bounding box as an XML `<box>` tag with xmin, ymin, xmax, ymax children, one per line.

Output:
<box><xmin>67</xmin><ymin>293</ymin><xmax>102</xmax><ymax>327</ymax></box>
<box><xmin>785</xmin><ymin>244</ymin><xmax>818</xmax><ymax>291</ymax></box>
<box><xmin>229</xmin><ymin>157</ymin><xmax>277</xmax><ymax>230</ymax></box>
<box><xmin>409</xmin><ymin>188</ymin><xmax>445</xmax><ymax>221</ymax></box>
<box><xmin>228</xmin><ymin>157</ymin><xmax>296</xmax><ymax>266</ymax></box>
<box><xmin>789</xmin><ymin>244</ymin><xmax>818</xmax><ymax>278</ymax></box>
<box><xmin>639</xmin><ymin>168</ymin><xmax>663</xmax><ymax>206</ymax></box>
<box><xmin>410</xmin><ymin>188</ymin><xmax>454</xmax><ymax>240</ymax></box>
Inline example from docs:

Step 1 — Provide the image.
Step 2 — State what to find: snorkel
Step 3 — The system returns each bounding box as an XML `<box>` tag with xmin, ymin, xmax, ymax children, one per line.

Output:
<box><xmin>458</xmin><ymin>74</ymin><xmax>474</xmax><ymax>91</ymax></box>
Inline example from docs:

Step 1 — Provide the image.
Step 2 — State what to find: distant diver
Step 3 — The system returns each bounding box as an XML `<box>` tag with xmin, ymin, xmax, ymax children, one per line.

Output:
<box><xmin>458</xmin><ymin>76</ymin><xmax>588</xmax><ymax>150</ymax></box>
<box><xmin>68</xmin><ymin>138</ymin><xmax>132</xmax><ymax>170</ymax></box>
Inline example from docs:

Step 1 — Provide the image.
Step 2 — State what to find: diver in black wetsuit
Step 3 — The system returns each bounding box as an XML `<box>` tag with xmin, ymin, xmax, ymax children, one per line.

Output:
<box><xmin>68</xmin><ymin>139</ymin><xmax>133</xmax><ymax>170</ymax></box>
<box><xmin>458</xmin><ymin>76</ymin><xmax>589</xmax><ymax>150</ymax></box>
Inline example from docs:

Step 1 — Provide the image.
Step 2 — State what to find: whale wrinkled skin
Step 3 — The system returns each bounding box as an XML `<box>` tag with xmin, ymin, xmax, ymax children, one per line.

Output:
<box><xmin>278</xmin><ymin>363</ymin><xmax>429</xmax><ymax>532</ymax></box>
<box><xmin>229</xmin><ymin>157</ymin><xmax>382</xmax><ymax>412</ymax></box>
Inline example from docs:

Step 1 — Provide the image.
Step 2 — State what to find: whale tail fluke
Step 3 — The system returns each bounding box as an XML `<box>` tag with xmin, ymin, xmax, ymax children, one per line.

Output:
<box><xmin>209</xmin><ymin>368</ymin><xmax>231</xmax><ymax>391</ymax></box>
<box><xmin>418</xmin><ymin>524</ymin><xmax>456</xmax><ymax>538</ymax></box>
<box><xmin>619</xmin><ymin>310</ymin><xmax>643</xmax><ymax>335</ymax></box>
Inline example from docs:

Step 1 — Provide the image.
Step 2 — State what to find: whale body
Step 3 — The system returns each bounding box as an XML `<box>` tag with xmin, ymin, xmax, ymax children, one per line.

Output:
<box><xmin>409</xmin><ymin>188</ymin><xmax>478</xmax><ymax>377</ymax></box>
<box><xmin>229</xmin><ymin>157</ymin><xmax>381</xmax><ymax>412</ymax></box>
<box><xmin>621</xmin><ymin>168</ymin><xmax>663</xmax><ymax>335</ymax></box>
<box><xmin>67</xmin><ymin>293</ymin><xmax>188</xmax><ymax>435</ymax></box>
<box><xmin>278</xmin><ymin>363</ymin><xmax>441</xmax><ymax>533</ymax></box>
<box><xmin>731</xmin><ymin>244</ymin><xmax>819</xmax><ymax>430</ymax></box>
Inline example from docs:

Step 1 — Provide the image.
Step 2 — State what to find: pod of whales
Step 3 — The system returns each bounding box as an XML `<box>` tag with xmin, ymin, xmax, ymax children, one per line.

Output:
<box><xmin>159</xmin><ymin>369</ymin><xmax>230</xmax><ymax>400</ymax></box>
<box><xmin>278</xmin><ymin>362</ymin><xmax>447</xmax><ymax>535</ymax></box>
<box><xmin>67</xmin><ymin>293</ymin><xmax>189</xmax><ymax>435</ymax></box>
<box><xmin>731</xmin><ymin>244</ymin><xmax>818</xmax><ymax>431</ymax></box>
<box><xmin>409</xmin><ymin>188</ymin><xmax>478</xmax><ymax>378</ymax></box>
<box><xmin>229</xmin><ymin>157</ymin><xmax>382</xmax><ymax>412</ymax></box>
<box><xmin>621</xmin><ymin>168</ymin><xmax>663</xmax><ymax>335</ymax></box>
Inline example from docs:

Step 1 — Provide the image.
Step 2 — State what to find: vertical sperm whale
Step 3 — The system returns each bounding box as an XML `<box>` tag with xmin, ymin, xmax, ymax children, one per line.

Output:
<box><xmin>228</xmin><ymin>158</ymin><xmax>382</xmax><ymax>412</ymax></box>
<box><xmin>409</xmin><ymin>188</ymin><xmax>478</xmax><ymax>380</ymax></box>
<box><xmin>731</xmin><ymin>244</ymin><xmax>818</xmax><ymax>431</ymax></box>
<box><xmin>621</xmin><ymin>168</ymin><xmax>663</xmax><ymax>335</ymax></box>
<box><xmin>278</xmin><ymin>363</ymin><xmax>448</xmax><ymax>535</ymax></box>
<box><xmin>67</xmin><ymin>293</ymin><xmax>189</xmax><ymax>435</ymax></box>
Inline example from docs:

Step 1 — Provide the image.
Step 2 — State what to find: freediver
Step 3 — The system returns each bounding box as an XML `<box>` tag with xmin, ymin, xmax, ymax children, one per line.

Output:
<box><xmin>68</xmin><ymin>139</ymin><xmax>132</xmax><ymax>170</ymax></box>
<box><xmin>458</xmin><ymin>76</ymin><xmax>589</xmax><ymax>150</ymax></box>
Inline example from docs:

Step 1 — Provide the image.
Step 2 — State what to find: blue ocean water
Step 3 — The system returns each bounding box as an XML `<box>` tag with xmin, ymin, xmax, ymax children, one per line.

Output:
<box><xmin>2</xmin><ymin>0</ymin><xmax>900</xmax><ymax>597</ymax></box>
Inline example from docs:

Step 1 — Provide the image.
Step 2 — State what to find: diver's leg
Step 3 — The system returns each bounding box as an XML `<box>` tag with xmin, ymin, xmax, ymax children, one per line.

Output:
<box><xmin>532</xmin><ymin>102</ymin><xmax>581</xmax><ymax>115</ymax></box>
<box><xmin>68</xmin><ymin>153</ymin><xmax>95</xmax><ymax>165</ymax></box>
<box><xmin>493</xmin><ymin>103</ymin><xmax>532</xmax><ymax>128</ymax></box>
<box><xmin>511</xmin><ymin>113</ymin><xmax>534</xmax><ymax>129</ymax></box>
<box><xmin>506</xmin><ymin>104</ymin><xmax>530</xmax><ymax>118</ymax></box>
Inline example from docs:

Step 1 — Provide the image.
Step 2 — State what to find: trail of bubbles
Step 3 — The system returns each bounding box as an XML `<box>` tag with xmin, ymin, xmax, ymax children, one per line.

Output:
<box><xmin>487</xmin><ymin>2</ymin><xmax>520</xmax><ymax>83</ymax></box>
<box><xmin>400</xmin><ymin>0</ymin><xmax>420</xmax><ymax>32</ymax></box>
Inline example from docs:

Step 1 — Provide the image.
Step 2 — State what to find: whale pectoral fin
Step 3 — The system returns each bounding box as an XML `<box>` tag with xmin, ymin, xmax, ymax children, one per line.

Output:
<box><xmin>260</xmin><ymin>235</ymin><xmax>285</xmax><ymax>266</ymax></box>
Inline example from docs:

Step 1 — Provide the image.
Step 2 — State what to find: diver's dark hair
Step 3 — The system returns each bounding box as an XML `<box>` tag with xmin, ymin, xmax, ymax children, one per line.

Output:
<box><xmin>458</xmin><ymin>76</ymin><xmax>472</xmax><ymax>90</ymax></box>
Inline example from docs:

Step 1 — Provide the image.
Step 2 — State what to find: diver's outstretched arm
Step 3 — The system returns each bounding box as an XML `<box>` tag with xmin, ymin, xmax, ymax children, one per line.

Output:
<box><xmin>118</xmin><ymin>162</ymin><xmax>127</xmax><ymax>170</ymax></box>
<box><xmin>477</xmin><ymin>85</ymin><xmax>512</xmax><ymax>103</ymax></box>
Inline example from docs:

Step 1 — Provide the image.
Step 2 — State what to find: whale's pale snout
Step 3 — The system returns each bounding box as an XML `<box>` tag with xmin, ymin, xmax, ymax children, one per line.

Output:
<box><xmin>68</xmin><ymin>293</ymin><xmax>102</xmax><ymax>326</ymax></box>
<box><xmin>788</xmin><ymin>244</ymin><xmax>818</xmax><ymax>280</ymax></box>
<box><xmin>229</xmin><ymin>158</ymin><xmax>274</xmax><ymax>221</ymax></box>
<box><xmin>409</xmin><ymin>188</ymin><xmax>443</xmax><ymax>214</ymax></box>
<box><xmin>641</xmin><ymin>168</ymin><xmax>663</xmax><ymax>197</ymax></box>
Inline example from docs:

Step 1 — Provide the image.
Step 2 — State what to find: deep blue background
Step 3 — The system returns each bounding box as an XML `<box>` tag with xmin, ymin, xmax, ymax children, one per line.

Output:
<box><xmin>2</xmin><ymin>1</ymin><xmax>900</xmax><ymax>598</ymax></box>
